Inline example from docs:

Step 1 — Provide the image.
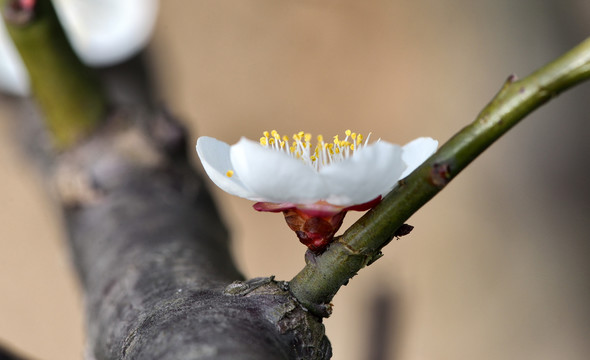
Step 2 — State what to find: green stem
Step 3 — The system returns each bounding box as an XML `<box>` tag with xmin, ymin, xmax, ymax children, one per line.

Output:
<box><xmin>2</xmin><ymin>0</ymin><xmax>107</xmax><ymax>148</ymax></box>
<box><xmin>289</xmin><ymin>37</ymin><xmax>590</xmax><ymax>317</ymax></box>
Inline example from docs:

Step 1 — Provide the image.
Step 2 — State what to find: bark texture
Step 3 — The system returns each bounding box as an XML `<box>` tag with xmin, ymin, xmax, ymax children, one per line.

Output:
<box><xmin>55</xmin><ymin>110</ymin><xmax>330</xmax><ymax>360</ymax></box>
<box><xmin>3</xmin><ymin>56</ymin><xmax>331</xmax><ymax>359</ymax></box>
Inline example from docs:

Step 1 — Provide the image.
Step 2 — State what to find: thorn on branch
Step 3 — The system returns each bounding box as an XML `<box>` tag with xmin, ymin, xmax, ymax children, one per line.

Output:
<box><xmin>393</xmin><ymin>223</ymin><xmax>414</xmax><ymax>239</ymax></box>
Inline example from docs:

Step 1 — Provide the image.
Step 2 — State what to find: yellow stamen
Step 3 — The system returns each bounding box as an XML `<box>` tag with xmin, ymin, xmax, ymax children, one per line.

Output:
<box><xmin>260</xmin><ymin>129</ymin><xmax>368</xmax><ymax>169</ymax></box>
<box><xmin>226</xmin><ymin>170</ymin><xmax>234</xmax><ymax>177</ymax></box>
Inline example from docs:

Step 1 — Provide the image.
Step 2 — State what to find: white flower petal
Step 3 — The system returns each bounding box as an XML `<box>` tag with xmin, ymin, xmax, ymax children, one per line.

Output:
<box><xmin>52</xmin><ymin>0</ymin><xmax>159</xmax><ymax>66</ymax></box>
<box><xmin>230</xmin><ymin>138</ymin><xmax>329</xmax><ymax>203</ymax></box>
<box><xmin>401</xmin><ymin>137</ymin><xmax>438</xmax><ymax>178</ymax></box>
<box><xmin>196</xmin><ymin>136</ymin><xmax>257</xmax><ymax>200</ymax></box>
<box><xmin>197</xmin><ymin>133</ymin><xmax>438</xmax><ymax>208</ymax></box>
<box><xmin>0</xmin><ymin>17</ymin><xmax>29</xmax><ymax>96</ymax></box>
<box><xmin>319</xmin><ymin>141</ymin><xmax>405</xmax><ymax>206</ymax></box>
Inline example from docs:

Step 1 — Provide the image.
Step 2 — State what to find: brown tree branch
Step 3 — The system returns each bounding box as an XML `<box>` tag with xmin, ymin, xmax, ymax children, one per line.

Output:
<box><xmin>1</xmin><ymin>1</ymin><xmax>330</xmax><ymax>359</ymax></box>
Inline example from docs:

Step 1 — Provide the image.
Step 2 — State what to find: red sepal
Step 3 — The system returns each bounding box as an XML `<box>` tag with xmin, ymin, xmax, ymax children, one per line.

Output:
<box><xmin>254</xmin><ymin>196</ymin><xmax>382</xmax><ymax>253</ymax></box>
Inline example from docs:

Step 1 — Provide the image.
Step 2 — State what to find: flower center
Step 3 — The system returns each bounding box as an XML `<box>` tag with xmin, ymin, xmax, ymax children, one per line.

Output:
<box><xmin>258</xmin><ymin>129</ymin><xmax>371</xmax><ymax>170</ymax></box>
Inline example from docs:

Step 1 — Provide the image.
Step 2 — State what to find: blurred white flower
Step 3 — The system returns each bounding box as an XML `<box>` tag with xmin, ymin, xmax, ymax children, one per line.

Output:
<box><xmin>196</xmin><ymin>130</ymin><xmax>438</xmax><ymax>252</ymax></box>
<box><xmin>0</xmin><ymin>16</ymin><xmax>29</xmax><ymax>95</ymax></box>
<box><xmin>0</xmin><ymin>0</ymin><xmax>159</xmax><ymax>95</ymax></box>
<box><xmin>52</xmin><ymin>0</ymin><xmax>159</xmax><ymax>66</ymax></box>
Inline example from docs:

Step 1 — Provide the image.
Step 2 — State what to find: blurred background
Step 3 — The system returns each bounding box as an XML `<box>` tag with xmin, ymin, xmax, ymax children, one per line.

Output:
<box><xmin>1</xmin><ymin>0</ymin><xmax>589</xmax><ymax>359</ymax></box>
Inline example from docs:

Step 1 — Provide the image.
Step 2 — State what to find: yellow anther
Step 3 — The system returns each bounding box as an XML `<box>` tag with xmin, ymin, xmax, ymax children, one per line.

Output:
<box><xmin>259</xmin><ymin>129</ymin><xmax>368</xmax><ymax>169</ymax></box>
<box><xmin>226</xmin><ymin>170</ymin><xmax>234</xmax><ymax>177</ymax></box>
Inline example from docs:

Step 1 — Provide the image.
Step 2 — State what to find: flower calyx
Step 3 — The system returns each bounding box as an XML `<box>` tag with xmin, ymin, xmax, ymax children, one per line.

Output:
<box><xmin>254</xmin><ymin>196</ymin><xmax>381</xmax><ymax>253</ymax></box>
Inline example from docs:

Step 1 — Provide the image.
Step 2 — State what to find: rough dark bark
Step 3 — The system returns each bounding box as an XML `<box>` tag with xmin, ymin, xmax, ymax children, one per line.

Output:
<box><xmin>3</xmin><ymin>57</ymin><xmax>331</xmax><ymax>359</ymax></box>
<box><xmin>54</xmin><ymin>109</ymin><xmax>330</xmax><ymax>360</ymax></box>
<box><xmin>41</xmin><ymin>111</ymin><xmax>330</xmax><ymax>359</ymax></box>
<box><xmin>1</xmin><ymin>1</ymin><xmax>331</xmax><ymax>354</ymax></box>
<box><xmin>58</xmin><ymin>102</ymin><xmax>333</xmax><ymax>360</ymax></box>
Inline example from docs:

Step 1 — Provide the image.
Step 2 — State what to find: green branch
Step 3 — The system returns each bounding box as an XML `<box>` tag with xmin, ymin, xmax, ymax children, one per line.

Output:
<box><xmin>289</xmin><ymin>37</ymin><xmax>590</xmax><ymax>317</ymax></box>
<box><xmin>1</xmin><ymin>0</ymin><xmax>107</xmax><ymax>148</ymax></box>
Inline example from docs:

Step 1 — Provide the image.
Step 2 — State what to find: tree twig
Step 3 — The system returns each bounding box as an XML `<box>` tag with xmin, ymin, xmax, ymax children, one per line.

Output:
<box><xmin>289</xmin><ymin>37</ymin><xmax>590</xmax><ymax>317</ymax></box>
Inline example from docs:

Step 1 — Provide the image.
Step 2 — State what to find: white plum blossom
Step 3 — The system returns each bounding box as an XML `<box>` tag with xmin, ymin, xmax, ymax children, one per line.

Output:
<box><xmin>197</xmin><ymin>131</ymin><xmax>437</xmax><ymax>209</ymax></box>
<box><xmin>196</xmin><ymin>130</ymin><xmax>438</xmax><ymax>252</ymax></box>
<box><xmin>0</xmin><ymin>0</ymin><xmax>159</xmax><ymax>95</ymax></box>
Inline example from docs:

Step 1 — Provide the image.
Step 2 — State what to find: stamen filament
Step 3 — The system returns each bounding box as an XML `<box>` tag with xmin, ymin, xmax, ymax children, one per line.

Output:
<box><xmin>259</xmin><ymin>130</ymin><xmax>371</xmax><ymax>170</ymax></box>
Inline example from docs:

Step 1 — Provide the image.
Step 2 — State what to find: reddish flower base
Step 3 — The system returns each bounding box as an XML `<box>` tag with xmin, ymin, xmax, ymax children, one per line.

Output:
<box><xmin>254</xmin><ymin>197</ymin><xmax>382</xmax><ymax>253</ymax></box>
<box><xmin>282</xmin><ymin>209</ymin><xmax>346</xmax><ymax>253</ymax></box>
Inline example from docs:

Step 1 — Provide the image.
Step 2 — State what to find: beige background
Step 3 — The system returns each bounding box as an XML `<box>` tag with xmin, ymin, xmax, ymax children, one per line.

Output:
<box><xmin>1</xmin><ymin>1</ymin><xmax>590</xmax><ymax>359</ymax></box>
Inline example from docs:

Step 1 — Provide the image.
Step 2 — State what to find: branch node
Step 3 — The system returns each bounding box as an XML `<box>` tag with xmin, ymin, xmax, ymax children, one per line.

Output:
<box><xmin>429</xmin><ymin>162</ymin><xmax>452</xmax><ymax>188</ymax></box>
<box><xmin>506</xmin><ymin>73</ymin><xmax>519</xmax><ymax>84</ymax></box>
<box><xmin>365</xmin><ymin>251</ymin><xmax>384</xmax><ymax>266</ymax></box>
<box><xmin>223</xmin><ymin>276</ymin><xmax>276</xmax><ymax>296</ymax></box>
